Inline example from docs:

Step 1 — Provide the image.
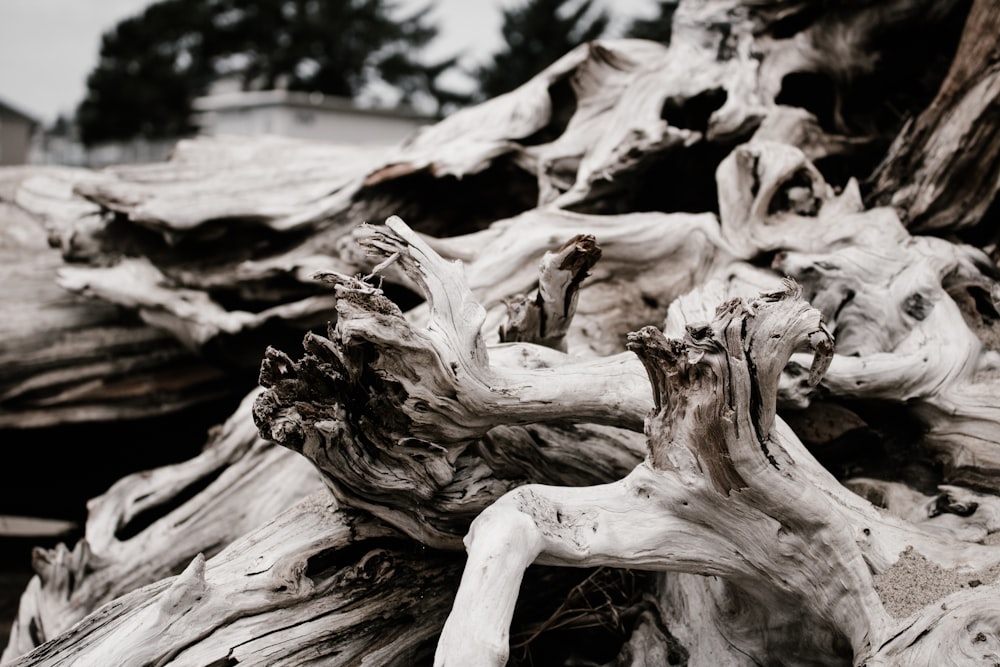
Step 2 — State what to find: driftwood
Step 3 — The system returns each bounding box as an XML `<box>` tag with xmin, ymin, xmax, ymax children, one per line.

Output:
<box><xmin>433</xmin><ymin>282</ymin><xmax>1000</xmax><ymax>666</ymax></box>
<box><xmin>0</xmin><ymin>169</ymin><xmax>240</xmax><ymax>428</ymax></box>
<box><xmin>7</xmin><ymin>492</ymin><xmax>465</xmax><ymax>667</ymax></box>
<box><xmin>866</xmin><ymin>0</ymin><xmax>1000</xmax><ymax>236</ymax></box>
<box><xmin>2</xmin><ymin>0</ymin><xmax>1000</xmax><ymax>664</ymax></box>
<box><xmin>0</xmin><ymin>391</ymin><xmax>323</xmax><ymax>663</ymax></box>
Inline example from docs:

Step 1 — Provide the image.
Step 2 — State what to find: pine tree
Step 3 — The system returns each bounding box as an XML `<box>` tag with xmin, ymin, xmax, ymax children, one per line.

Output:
<box><xmin>473</xmin><ymin>0</ymin><xmax>610</xmax><ymax>101</ymax></box>
<box><xmin>77</xmin><ymin>0</ymin><xmax>456</xmax><ymax>145</ymax></box>
<box><xmin>76</xmin><ymin>0</ymin><xmax>212</xmax><ymax>145</ymax></box>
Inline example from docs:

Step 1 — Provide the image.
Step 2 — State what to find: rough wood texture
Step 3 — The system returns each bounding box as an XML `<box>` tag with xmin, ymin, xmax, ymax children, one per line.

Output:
<box><xmin>6</xmin><ymin>492</ymin><xmax>464</xmax><ymax>667</ymax></box>
<box><xmin>253</xmin><ymin>217</ymin><xmax>649</xmax><ymax>548</ymax></box>
<box><xmin>1</xmin><ymin>391</ymin><xmax>323</xmax><ymax>663</ymax></box>
<box><xmin>498</xmin><ymin>234</ymin><xmax>602</xmax><ymax>351</ymax></box>
<box><xmin>0</xmin><ymin>171</ymin><xmax>237</xmax><ymax>428</ymax></box>
<box><xmin>866</xmin><ymin>0</ymin><xmax>1000</xmax><ymax>235</ymax></box>
<box><xmin>433</xmin><ymin>283</ymin><xmax>1000</xmax><ymax>666</ymax></box>
<box><xmin>3</xmin><ymin>0</ymin><xmax>999</xmax><ymax>664</ymax></box>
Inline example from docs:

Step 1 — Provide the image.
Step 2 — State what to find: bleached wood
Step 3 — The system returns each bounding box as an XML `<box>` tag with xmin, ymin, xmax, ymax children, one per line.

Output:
<box><xmin>72</xmin><ymin>136</ymin><xmax>391</xmax><ymax>236</ymax></box>
<box><xmin>715</xmin><ymin>139</ymin><xmax>1000</xmax><ymax>496</ymax></box>
<box><xmin>254</xmin><ymin>216</ymin><xmax>652</xmax><ymax>547</ymax></box>
<box><xmin>56</xmin><ymin>258</ymin><xmax>341</xmax><ymax>353</ymax></box>
<box><xmin>1</xmin><ymin>391</ymin><xmax>324</xmax><ymax>662</ymax></box>
<box><xmin>2</xmin><ymin>0</ymin><xmax>999</xmax><ymax>662</ymax></box>
<box><xmin>6</xmin><ymin>492</ymin><xmax>463</xmax><ymax>667</ymax></box>
<box><xmin>0</xmin><ymin>172</ymin><xmax>236</xmax><ymax>428</ymax></box>
<box><xmin>434</xmin><ymin>285</ymin><xmax>1000</xmax><ymax>666</ymax></box>
<box><xmin>499</xmin><ymin>234</ymin><xmax>601</xmax><ymax>351</ymax></box>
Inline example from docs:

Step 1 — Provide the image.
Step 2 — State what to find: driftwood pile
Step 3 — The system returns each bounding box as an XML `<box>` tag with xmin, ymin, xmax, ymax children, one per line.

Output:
<box><xmin>2</xmin><ymin>0</ymin><xmax>1000</xmax><ymax>664</ymax></box>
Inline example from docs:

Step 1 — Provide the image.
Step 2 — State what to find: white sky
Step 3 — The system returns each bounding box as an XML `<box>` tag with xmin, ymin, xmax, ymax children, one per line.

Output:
<box><xmin>0</xmin><ymin>0</ymin><xmax>656</xmax><ymax>125</ymax></box>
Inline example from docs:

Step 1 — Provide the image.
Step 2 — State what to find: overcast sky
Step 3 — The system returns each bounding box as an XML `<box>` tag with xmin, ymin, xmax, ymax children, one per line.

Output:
<box><xmin>0</xmin><ymin>0</ymin><xmax>656</xmax><ymax>125</ymax></box>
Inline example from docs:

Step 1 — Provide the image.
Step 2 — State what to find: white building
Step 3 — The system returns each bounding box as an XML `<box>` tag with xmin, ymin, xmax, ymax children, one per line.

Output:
<box><xmin>192</xmin><ymin>89</ymin><xmax>433</xmax><ymax>146</ymax></box>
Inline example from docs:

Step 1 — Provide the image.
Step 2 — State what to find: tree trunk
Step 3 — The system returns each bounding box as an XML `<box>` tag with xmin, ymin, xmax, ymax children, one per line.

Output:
<box><xmin>3</xmin><ymin>0</ymin><xmax>1000</xmax><ymax>664</ymax></box>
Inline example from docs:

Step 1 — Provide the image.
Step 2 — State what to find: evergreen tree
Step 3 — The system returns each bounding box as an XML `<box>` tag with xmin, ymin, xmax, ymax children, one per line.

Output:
<box><xmin>473</xmin><ymin>0</ymin><xmax>610</xmax><ymax>101</ymax></box>
<box><xmin>623</xmin><ymin>0</ymin><xmax>678</xmax><ymax>44</ymax></box>
<box><xmin>77</xmin><ymin>0</ymin><xmax>212</xmax><ymax>145</ymax></box>
<box><xmin>77</xmin><ymin>0</ymin><xmax>456</xmax><ymax>145</ymax></box>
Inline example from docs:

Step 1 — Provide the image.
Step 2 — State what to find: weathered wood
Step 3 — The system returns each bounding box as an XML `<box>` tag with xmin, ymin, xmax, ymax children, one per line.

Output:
<box><xmin>498</xmin><ymin>234</ymin><xmax>601</xmax><ymax>352</ymax></box>
<box><xmin>1</xmin><ymin>0</ymin><xmax>965</xmax><ymax>385</ymax></box>
<box><xmin>6</xmin><ymin>492</ymin><xmax>464</xmax><ymax>667</ymax></box>
<box><xmin>0</xmin><ymin>172</ymin><xmax>238</xmax><ymax>428</ymax></box>
<box><xmin>1</xmin><ymin>391</ymin><xmax>323</xmax><ymax>662</ymax></box>
<box><xmin>253</xmin><ymin>217</ymin><xmax>650</xmax><ymax>548</ymax></box>
<box><xmin>2</xmin><ymin>0</ymin><xmax>999</xmax><ymax>663</ymax></box>
<box><xmin>13</xmin><ymin>137</ymin><xmax>1000</xmax><ymax>662</ymax></box>
<box><xmin>866</xmin><ymin>0</ymin><xmax>1000</xmax><ymax>235</ymax></box>
<box><xmin>246</xmin><ymin>200</ymin><xmax>1000</xmax><ymax>666</ymax></box>
<box><xmin>433</xmin><ymin>284</ymin><xmax>1000</xmax><ymax>667</ymax></box>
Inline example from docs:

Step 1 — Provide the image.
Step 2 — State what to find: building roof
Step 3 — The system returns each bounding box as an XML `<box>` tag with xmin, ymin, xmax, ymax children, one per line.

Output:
<box><xmin>0</xmin><ymin>97</ymin><xmax>40</xmax><ymax>126</ymax></box>
<box><xmin>192</xmin><ymin>89</ymin><xmax>434</xmax><ymax>122</ymax></box>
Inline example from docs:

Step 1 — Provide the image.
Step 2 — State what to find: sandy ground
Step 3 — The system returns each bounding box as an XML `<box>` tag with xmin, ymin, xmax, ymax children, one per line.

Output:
<box><xmin>874</xmin><ymin>546</ymin><xmax>1000</xmax><ymax>618</ymax></box>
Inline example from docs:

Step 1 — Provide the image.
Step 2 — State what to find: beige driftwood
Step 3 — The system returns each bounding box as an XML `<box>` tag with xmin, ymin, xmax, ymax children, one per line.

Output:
<box><xmin>3</xmin><ymin>0</ymin><xmax>999</xmax><ymax>663</ymax></box>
